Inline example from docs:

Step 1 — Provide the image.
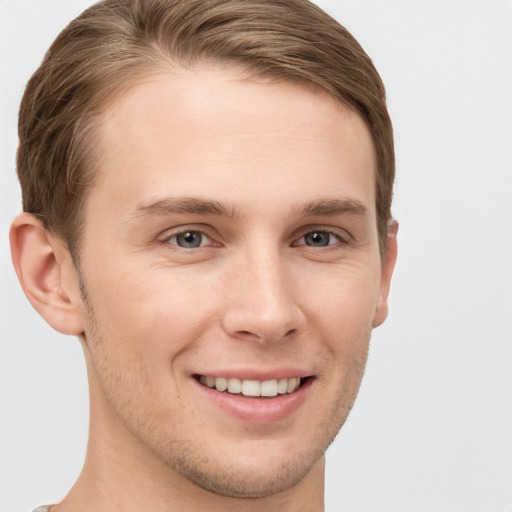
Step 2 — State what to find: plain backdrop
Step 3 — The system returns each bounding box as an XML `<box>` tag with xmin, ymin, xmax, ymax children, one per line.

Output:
<box><xmin>1</xmin><ymin>1</ymin><xmax>511</xmax><ymax>511</ymax></box>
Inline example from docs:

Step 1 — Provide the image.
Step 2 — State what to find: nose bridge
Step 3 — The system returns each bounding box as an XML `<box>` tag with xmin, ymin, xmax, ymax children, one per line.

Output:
<box><xmin>222</xmin><ymin>239</ymin><xmax>303</xmax><ymax>343</ymax></box>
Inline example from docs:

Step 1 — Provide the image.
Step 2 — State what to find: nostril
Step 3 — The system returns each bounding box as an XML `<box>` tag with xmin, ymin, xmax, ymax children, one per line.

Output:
<box><xmin>235</xmin><ymin>327</ymin><xmax>297</xmax><ymax>342</ymax></box>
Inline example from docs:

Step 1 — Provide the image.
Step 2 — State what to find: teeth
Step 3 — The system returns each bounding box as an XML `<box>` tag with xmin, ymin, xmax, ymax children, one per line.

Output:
<box><xmin>277</xmin><ymin>378</ymin><xmax>288</xmax><ymax>394</ymax></box>
<box><xmin>200</xmin><ymin>376</ymin><xmax>302</xmax><ymax>396</ymax></box>
<box><xmin>287</xmin><ymin>377</ymin><xmax>299</xmax><ymax>393</ymax></box>
<box><xmin>260</xmin><ymin>379</ymin><xmax>278</xmax><ymax>397</ymax></box>
<box><xmin>215</xmin><ymin>377</ymin><xmax>228</xmax><ymax>391</ymax></box>
<box><xmin>227</xmin><ymin>378</ymin><xmax>242</xmax><ymax>394</ymax></box>
<box><xmin>241</xmin><ymin>379</ymin><xmax>260</xmax><ymax>397</ymax></box>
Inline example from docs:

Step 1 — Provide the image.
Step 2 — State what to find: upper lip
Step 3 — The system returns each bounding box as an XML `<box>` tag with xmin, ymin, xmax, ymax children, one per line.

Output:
<box><xmin>192</xmin><ymin>368</ymin><xmax>313</xmax><ymax>381</ymax></box>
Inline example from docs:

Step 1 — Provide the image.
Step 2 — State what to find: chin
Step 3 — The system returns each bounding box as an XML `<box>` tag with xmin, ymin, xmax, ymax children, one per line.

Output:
<box><xmin>174</xmin><ymin>451</ymin><xmax>319</xmax><ymax>498</ymax></box>
<box><xmin>144</xmin><ymin>374</ymin><xmax>358</xmax><ymax>499</ymax></box>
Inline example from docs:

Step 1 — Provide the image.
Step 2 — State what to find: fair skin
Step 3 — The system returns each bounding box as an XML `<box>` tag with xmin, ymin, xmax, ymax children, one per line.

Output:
<box><xmin>10</xmin><ymin>65</ymin><xmax>397</xmax><ymax>512</ymax></box>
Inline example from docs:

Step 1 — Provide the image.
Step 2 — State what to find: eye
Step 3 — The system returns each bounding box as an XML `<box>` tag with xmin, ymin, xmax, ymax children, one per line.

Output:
<box><xmin>166</xmin><ymin>230</ymin><xmax>211</xmax><ymax>249</ymax></box>
<box><xmin>296</xmin><ymin>230</ymin><xmax>343</xmax><ymax>247</ymax></box>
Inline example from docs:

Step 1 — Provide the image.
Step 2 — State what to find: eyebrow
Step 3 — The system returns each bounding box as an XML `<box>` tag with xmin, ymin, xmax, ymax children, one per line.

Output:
<box><xmin>131</xmin><ymin>196</ymin><xmax>368</xmax><ymax>221</ymax></box>
<box><xmin>132</xmin><ymin>197</ymin><xmax>239</xmax><ymax>220</ymax></box>
<box><xmin>292</xmin><ymin>198</ymin><xmax>369</xmax><ymax>219</ymax></box>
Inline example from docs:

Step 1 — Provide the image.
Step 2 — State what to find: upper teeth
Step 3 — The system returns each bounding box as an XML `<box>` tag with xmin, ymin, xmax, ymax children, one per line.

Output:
<box><xmin>199</xmin><ymin>376</ymin><xmax>301</xmax><ymax>397</ymax></box>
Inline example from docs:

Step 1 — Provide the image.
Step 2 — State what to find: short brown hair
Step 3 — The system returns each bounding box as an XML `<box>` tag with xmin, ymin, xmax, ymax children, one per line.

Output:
<box><xmin>17</xmin><ymin>0</ymin><xmax>394</xmax><ymax>256</ymax></box>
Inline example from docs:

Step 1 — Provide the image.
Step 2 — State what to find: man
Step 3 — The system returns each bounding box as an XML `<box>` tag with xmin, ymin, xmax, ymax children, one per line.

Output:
<box><xmin>10</xmin><ymin>0</ymin><xmax>397</xmax><ymax>510</ymax></box>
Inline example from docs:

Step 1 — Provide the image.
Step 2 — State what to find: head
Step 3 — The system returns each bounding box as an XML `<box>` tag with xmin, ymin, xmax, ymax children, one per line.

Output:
<box><xmin>17</xmin><ymin>0</ymin><xmax>394</xmax><ymax>259</ymax></box>
<box><xmin>11</xmin><ymin>0</ymin><xmax>397</xmax><ymax>503</ymax></box>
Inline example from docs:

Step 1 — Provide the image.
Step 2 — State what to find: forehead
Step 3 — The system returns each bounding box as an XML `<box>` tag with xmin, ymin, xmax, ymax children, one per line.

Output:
<box><xmin>89</xmin><ymin>65</ymin><xmax>376</xmax><ymax>220</ymax></box>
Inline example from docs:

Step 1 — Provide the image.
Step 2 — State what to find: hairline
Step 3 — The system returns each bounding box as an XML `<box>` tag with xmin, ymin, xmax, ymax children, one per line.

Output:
<box><xmin>69</xmin><ymin>60</ymin><xmax>385</xmax><ymax>264</ymax></box>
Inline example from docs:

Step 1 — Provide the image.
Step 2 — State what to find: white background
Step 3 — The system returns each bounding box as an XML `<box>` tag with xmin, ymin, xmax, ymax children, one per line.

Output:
<box><xmin>1</xmin><ymin>1</ymin><xmax>511</xmax><ymax>511</ymax></box>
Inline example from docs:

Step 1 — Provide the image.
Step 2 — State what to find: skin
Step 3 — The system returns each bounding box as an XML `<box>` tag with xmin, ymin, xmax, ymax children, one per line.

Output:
<box><xmin>10</xmin><ymin>65</ymin><xmax>397</xmax><ymax>512</ymax></box>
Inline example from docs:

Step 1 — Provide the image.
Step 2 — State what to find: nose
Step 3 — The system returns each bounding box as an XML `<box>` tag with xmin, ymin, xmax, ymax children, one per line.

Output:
<box><xmin>221</xmin><ymin>247</ymin><xmax>305</xmax><ymax>344</ymax></box>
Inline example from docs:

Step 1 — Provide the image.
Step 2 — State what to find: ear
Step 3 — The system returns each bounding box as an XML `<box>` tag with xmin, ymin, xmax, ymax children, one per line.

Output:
<box><xmin>372</xmin><ymin>220</ymin><xmax>398</xmax><ymax>328</ymax></box>
<box><xmin>10</xmin><ymin>213</ymin><xmax>85</xmax><ymax>335</ymax></box>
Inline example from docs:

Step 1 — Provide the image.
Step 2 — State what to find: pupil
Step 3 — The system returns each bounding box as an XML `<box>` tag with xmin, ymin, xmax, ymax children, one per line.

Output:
<box><xmin>307</xmin><ymin>231</ymin><xmax>329</xmax><ymax>247</ymax></box>
<box><xmin>179</xmin><ymin>232</ymin><xmax>201</xmax><ymax>248</ymax></box>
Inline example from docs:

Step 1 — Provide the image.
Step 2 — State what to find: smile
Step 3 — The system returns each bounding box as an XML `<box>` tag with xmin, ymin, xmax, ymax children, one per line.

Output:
<box><xmin>198</xmin><ymin>375</ymin><xmax>302</xmax><ymax>397</ymax></box>
<box><xmin>194</xmin><ymin>373</ymin><xmax>313</xmax><ymax>423</ymax></box>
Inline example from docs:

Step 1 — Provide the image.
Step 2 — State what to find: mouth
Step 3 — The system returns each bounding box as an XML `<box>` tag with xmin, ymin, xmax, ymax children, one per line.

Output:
<box><xmin>195</xmin><ymin>374</ymin><xmax>310</xmax><ymax>398</ymax></box>
<box><xmin>193</xmin><ymin>373</ymin><xmax>314</xmax><ymax>423</ymax></box>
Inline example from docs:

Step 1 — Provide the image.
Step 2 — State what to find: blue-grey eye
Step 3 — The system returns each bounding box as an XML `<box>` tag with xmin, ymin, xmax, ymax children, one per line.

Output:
<box><xmin>169</xmin><ymin>231</ymin><xmax>208</xmax><ymax>248</ymax></box>
<box><xmin>300</xmin><ymin>231</ymin><xmax>340</xmax><ymax>247</ymax></box>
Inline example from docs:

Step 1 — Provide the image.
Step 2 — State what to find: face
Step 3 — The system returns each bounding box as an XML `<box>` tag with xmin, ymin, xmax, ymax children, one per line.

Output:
<box><xmin>75</xmin><ymin>66</ymin><xmax>393</xmax><ymax>498</ymax></box>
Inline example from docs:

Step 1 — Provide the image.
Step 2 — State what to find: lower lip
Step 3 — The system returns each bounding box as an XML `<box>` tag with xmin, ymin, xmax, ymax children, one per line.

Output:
<box><xmin>195</xmin><ymin>378</ymin><xmax>312</xmax><ymax>424</ymax></box>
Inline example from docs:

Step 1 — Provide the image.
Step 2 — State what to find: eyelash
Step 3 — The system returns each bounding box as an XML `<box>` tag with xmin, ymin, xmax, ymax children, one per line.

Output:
<box><xmin>162</xmin><ymin>228</ymin><xmax>216</xmax><ymax>249</ymax></box>
<box><xmin>161</xmin><ymin>227</ymin><xmax>349</xmax><ymax>250</ymax></box>
<box><xmin>293</xmin><ymin>229</ymin><xmax>348</xmax><ymax>248</ymax></box>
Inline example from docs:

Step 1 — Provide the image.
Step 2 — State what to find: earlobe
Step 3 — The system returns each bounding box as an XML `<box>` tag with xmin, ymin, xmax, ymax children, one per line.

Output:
<box><xmin>372</xmin><ymin>220</ymin><xmax>398</xmax><ymax>328</ymax></box>
<box><xmin>10</xmin><ymin>213</ymin><xmax>85</xmax><ymax>336</ymax></box>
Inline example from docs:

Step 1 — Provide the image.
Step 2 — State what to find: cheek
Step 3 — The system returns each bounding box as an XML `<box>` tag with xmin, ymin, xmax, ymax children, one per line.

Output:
<box><xmin>301</xmin><ymin>263</ymin><xmax>379</xmax><ymax>386</ymax></box>
<box><xmin>305</xmin><ymin>264</ymin><xmax>381</xmax><ymax>332</ymax></box>
<box><xmin>83</xmin><ymin>264</ymin><xmax>217</xmax><ymax>364</ymax></box>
